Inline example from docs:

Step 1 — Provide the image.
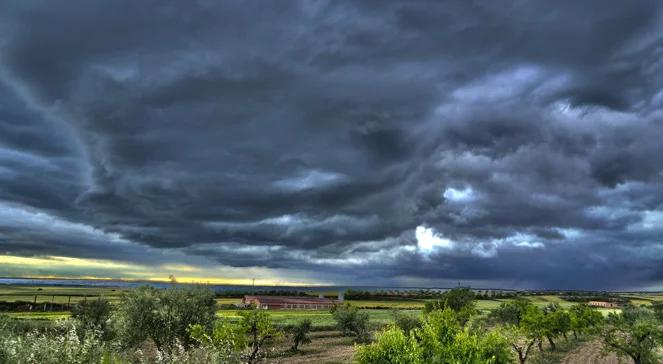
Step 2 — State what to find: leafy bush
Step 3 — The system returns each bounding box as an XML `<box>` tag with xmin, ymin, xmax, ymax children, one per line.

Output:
<box><xmin>652</xmin><ymin>301</ymin><xmax>663</xmax><ymax>321</ymax></box>
<box><xmin>190</xmin><ymin>320</ymin><xmax>246</xmax><ymax>362</ymax></box>
<box><xmin>424</xmin><ymin>287</ymin><xmax>476</xmax><ymax>325</ymax></box>
<box><xmin>356</xmin><ymin>308</ymin><xmax>513</xmax><ymax>364</ymax></box>
<box><xmin>331</xmin><ymin>303</ymin><xmax>370</xmax><ymax>342</ymax></box>
<box><xmin>356</xmin><ymin>326</ymin><xmax>423</xmax><ymax>364</ymax></box>
<box><xmin>0</xmin><ymin>322</ymin><xmax>107</xmax><ymax>364</ymax></box>
<box><xmin>113</xmin><ymin>285</ymin><xmax>216</xmax><ymax>349</ymax></box>
<box><xmin>71</xmin><ymin>298</ymin><xmax>112</xmax><ymax>336</ymax></box>
<box><xmin>392</xmin><ymin>310</ymin><xmax>421</xmax><ymax>334</ymax></box>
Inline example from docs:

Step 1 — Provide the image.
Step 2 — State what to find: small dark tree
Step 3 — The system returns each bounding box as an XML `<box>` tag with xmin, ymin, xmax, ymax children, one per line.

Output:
<box><xmin>490</xmin><ymin>298</ymin><xmax>532</xmax><ymax>326</ymax></box>
<box><xmin>424</xmin><ymin>287</ymin><xmax>475</xmax><ymax>313</ymax></box>
<box><xmin>651</xmin><ymin>301</ymin><xmax>663</xmax><ymax>322</ymax></box>
<box><xmin>331</xmin><ymin>303</ymin><xmax>370</xmax><ymax>342</ymax></box>
<box><xmin>71</xmin><ymin>298</ymin><xmax>112</xmax><ymax>334</ymax></box>
<box><xmin>424</xmin><ymin>287</ymin><xmax>476</xmax><ymax>326</ymax></box>
<box><xmin>239</xmin><ymin>307</ymin><xmax>278</xmax><ymax>364</ymax></box>
<box><xmin>505</xmin><ymin>325</ymin><xmax>537</xmax><ymax>364</ymax></box>
<box><xmin>287</xmin><ymin>319</ymin><xmax>312</xmax><ymax>352</ymax></box>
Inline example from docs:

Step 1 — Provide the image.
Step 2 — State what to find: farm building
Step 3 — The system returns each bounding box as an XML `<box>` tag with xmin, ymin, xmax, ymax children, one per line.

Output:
<box><xmin>587</xmin><ymin>301</ymin><xmax>618</xmax><ymax>308</ymax></box>
<box><xmin>242</xmin><ymin>295</ymin><xmax>341</xmax><ymax>310</ymax></box>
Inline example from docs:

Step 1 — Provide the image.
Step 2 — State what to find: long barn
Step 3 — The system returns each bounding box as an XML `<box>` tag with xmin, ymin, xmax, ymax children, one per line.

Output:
<box><xmin>242</xmin><ymin>295</ymin><xmax>340</xmax><ymax>310</ymax></box>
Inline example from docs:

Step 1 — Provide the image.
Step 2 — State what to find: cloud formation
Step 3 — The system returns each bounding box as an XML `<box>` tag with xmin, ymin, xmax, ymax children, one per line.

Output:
<box><xmin>1</xmin><ymin>0</ymin><xmax>663</xmax><ymax>289</ymax></box>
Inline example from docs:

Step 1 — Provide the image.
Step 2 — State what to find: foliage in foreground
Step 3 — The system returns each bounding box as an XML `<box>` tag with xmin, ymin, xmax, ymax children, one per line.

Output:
<box><xmin>356</xmin><ymin>308</ymin><xmax>513</xmax><ymax>364</ymax></box>
<box><xmin>600</xmin><ymin>305</ymin><xmax>663</xmax><ymax>364</ymax></box>
<box><xmin>189</xmin><ymin>307</ymin><xmax>280</xmax><ymax>364</ymax></box>
<box><xmin>0</xmin><ymin>321</ymin><xmax>108</xmax><ymax>364</ymax></box>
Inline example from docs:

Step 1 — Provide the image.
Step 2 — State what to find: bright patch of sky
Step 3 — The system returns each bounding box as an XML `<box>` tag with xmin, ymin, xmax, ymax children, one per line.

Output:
<box><xmin>443</xmin><ymin>186</ymin><xmax>475</xmax><ymax>203</ymax></box>
<box><xmin>274</xmin><ymin>169</ymin><xmax>347</xmax><ymax>191</ymax></box>
<box><xmin>415</xmin><ymin>225</ymin><xmax>454</xmax><ymax>253</ymax></box>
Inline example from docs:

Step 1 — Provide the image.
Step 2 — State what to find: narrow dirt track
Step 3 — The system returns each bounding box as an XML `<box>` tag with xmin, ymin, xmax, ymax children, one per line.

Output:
<box><xmin>560</xmin><ymin>340</ymin><xmax>620</xmax><ymax>364</ymax></box>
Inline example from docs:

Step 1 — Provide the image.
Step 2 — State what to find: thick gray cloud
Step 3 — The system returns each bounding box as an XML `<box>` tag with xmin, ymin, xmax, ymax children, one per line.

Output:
<box><xmin>1</xmin><ymin>0</ymin><xmax>663</xmax><ymax>289</ymax></box>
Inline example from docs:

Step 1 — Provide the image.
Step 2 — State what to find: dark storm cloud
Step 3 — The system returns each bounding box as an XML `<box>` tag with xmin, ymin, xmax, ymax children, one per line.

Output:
<box><xmin>1</xmin><ymin>0</ymin><xmax>663</xmax><ymax>289</ymax></box>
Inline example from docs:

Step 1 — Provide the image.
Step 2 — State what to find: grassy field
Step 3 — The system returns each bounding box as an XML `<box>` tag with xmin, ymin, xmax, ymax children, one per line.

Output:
<box><xmin>2</xmin><ymin>285</ymin><xmax>662</xmax><ymax>323</ymax></box>
<box><xmin>6</xmin><ymin>311</ymin><xmax>70</xmax><ymax>320</ymax></box>
<box><xmin>0</xmin><ymin>285</ymin><xmax>126</xmax><ymax>304</ymax></box>
<box><xmin>217</xmin><ymin>309</ymin><xmax>422</xmax><ymax>328</ymax></box>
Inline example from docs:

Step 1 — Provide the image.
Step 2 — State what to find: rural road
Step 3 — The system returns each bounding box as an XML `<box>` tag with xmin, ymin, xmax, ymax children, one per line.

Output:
<box><xmin>560</xmin><ymin>340</ymin><xmax>620</xmax><ymax>364</ymax></box>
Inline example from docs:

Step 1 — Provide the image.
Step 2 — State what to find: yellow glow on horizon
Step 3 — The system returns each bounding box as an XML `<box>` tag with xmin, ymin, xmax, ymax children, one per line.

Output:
<box><xmin>0</xmin><ymin>255</ymin><xmax>136</xmax><ymax>269</ymax></box>
<box><xmin>0</xmin><ymin>254</ymin><xmax>325</xmax><ymax>287</ymax></box>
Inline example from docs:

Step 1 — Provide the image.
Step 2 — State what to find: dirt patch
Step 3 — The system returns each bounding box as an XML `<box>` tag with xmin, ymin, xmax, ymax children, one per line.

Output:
<box><xmin>268</xmin><ymin>330</ymin><xmax>355</xmax><ymax>364</ymax></box>
<box><xmin>560</xmin><ymin>340</ymin><xmax>620</xmax><ymax>364</ymax></box>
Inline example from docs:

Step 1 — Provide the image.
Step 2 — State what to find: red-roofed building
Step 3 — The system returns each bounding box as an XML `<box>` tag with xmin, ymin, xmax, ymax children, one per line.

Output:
<box><xmin>242</xmin><ymin>295</ymin><xmax>340</xmax><ymax>310</ymax></box>
<box><xmin>587</xmin><ymin>301</ymin><xmax>618</xmax><ymax>308</ymax></box>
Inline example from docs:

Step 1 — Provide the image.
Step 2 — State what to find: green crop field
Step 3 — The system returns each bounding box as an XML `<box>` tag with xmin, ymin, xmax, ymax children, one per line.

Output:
<box><xmin>0</xmin><ymin>285</ymin><xmax>126</xmax><ymax>304</ymax></box>
<box><xmin>2</xmin><ymin>284</ymin><xmax>663</xmax><ymax>324</ymax></box>
<box><xmin>6</xmin><ymin>311</ymin><xmax>71</xmax><ymax>320</ymax></box>
<box><xmin>216</xmin><ymin>309</ymin><xmax>421</xmax><ymax>328</ymax></box>
<box><xmin>343</xmin><ymin>299</ymin><xmax>426</xmax><ymax>309</ymax></box>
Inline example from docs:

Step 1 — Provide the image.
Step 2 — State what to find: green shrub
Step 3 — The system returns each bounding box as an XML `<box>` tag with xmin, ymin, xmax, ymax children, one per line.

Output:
<box><xmin>424</xmin><ymin>287</ymin><xmax>477</xmax><ymax>325</ymax></box>
<box><xmin>356</xmin><ymin>308</ymin><xmax>513</xmax><ymax>364</ymax></box>
<box><xmin>190</xmin><ymin>320</ymin><xmax>246</xmax><ymax>362</ymax></box>
<box><xmin>71</xmin><ymin>298</ymin><xmax>112</xmax><ymax>337</ymax></box>
<box><xmin>417</xmin><ymin>309</ymin><xmax>512</xmax><ymax>363</ymax></box>
<box><xmin>356</xmin><ymin>326</ymin><xmax>423</xmax><ymax>364</ymax></box>
<box><xmin>0</xmin><ymin>322</ymin><xmax>107</xmax><ymax>364</ymax></box>
<box><xmin>331</xmin><ymin>303</ymin><xmax>370</xmax><ymax>342</ymax></box>
<box><xmin>393</xmin><ymin>310</ymin><xmax>421</xmax><ymax>334</ymax></box>
<box><xmin>113</xmin><ymin>285</ymin><xmax>216</xmax><ymax>349</ymax></box>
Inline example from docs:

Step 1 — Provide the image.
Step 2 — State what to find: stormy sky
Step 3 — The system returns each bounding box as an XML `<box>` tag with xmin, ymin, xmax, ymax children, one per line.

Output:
<box><xmin>1</xmin><ymin>1</ymin><xmax>663</xmax><ymax>290</ymax></box>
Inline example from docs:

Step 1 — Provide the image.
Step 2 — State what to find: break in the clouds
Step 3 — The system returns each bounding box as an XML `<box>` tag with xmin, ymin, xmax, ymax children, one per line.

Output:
<box><xmin>1</xmin><ymin>0</ymin><xmax>663</xmax><ymax>290</ymax></box>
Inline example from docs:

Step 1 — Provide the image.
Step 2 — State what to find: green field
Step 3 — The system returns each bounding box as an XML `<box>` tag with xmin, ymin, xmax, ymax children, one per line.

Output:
<box><xmin>3</xmin><ymin>285</ymin><xmax>663</xmax><ymax>323</ymax></box>
<box><xmin>216</xmin><ymin>309</ymin><xmax>421</xmax><ymax>328</ymax></box>
<box><xmin>0</xmin><ymin>285</ymin><xmax>126</xmax><ymax>304</ymax></box>
<box><xmin>6</xmin><ymin>311</ymin><xmax>71</xmax><ymax>320</ymax></box>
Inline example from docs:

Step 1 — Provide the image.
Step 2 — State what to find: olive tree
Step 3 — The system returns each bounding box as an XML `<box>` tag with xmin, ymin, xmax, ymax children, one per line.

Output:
<box><xmin>568</xmin><ymin>304</ymin><xmax>603</xmax><ymax>339</ymax></box>
<box><xmin>490</xmin><ymin>299</ymin><xmax>533</xmax><ymax>326</ymax></box>
<box><xmin>239</xmin><ymin>307</ymin><xmax>279</xmax><ymax>364</ymax></box>
<box><xmin>504</xmin><ymin>325</ymin><xmax>537</xmax><ymax>364</ymax></box>
<box><xmin>331</xmin><ymin>303</ymin><xmax>370</xmax><ymax>342</ymax></box>
<box><xmin>286</xmin><ymin>319</ymin><xmax>313</xmax><ymax>352</ymax></box>
<box><xmin>600</xmin><ymin>306</ymin><xmax>663</xmax><ymax>364</ymax></box>
<box><xmin>114</xmin><ymin>285</ymin><xmax>216</xmax><ymax>349</ymax></box>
